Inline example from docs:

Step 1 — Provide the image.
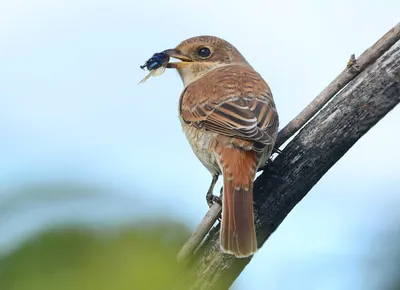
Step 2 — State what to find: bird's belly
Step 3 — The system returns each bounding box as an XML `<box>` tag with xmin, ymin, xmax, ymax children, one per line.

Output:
<box><xmin>180</xmin><ymin>119</ymin><xmax>220</xmax><ymax>175</ymax></box>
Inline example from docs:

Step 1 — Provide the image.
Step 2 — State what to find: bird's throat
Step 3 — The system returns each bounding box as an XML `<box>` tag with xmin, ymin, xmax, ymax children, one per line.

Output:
<box><xmin>177</xmin><ymin>63</ymin><xmax>224</xmax><ymax>88</ymax></box>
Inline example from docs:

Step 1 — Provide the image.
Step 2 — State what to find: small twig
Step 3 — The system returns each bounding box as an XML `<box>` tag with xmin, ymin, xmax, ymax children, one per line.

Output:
<box><xmin>177</xmin><ymin>22</ymin><xmax>400</xmax><ymax>264</ymax></box>
<box><xmin>177</xmin><ymin>203</ymin><xmax>221</xmax><ymax>264</ymax></box>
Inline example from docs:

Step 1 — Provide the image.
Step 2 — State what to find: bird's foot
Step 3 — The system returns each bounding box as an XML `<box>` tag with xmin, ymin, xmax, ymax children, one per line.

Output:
<box><xmin>206</xmin><ymin>186</ymin><xmax>223</xmax><ymax>221</ymax></box>
<box><xmin>206</xmin><ymin>193</ymin><xmax>222</xmax><ymax>208</ymax></box>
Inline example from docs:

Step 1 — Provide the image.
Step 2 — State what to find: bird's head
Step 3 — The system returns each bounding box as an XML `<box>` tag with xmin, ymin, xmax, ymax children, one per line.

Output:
<box><xmin>163</xmin><ymin>36</ymin><xmax>249</xmax><ymax>87</ymax></box>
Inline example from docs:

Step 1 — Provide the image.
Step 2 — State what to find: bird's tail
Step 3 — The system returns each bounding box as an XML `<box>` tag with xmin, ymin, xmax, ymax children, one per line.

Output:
<box><xmin>219</xmin><ymin>147</ymin><xmax>258</xmax><ymax>258</ymax></box>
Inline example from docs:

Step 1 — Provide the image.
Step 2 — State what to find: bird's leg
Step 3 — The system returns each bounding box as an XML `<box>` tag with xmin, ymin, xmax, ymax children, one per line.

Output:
<box><xmin>206</xmin><ymin>174</ymin><xmax>221</xmax><ymax>208</ymax></box>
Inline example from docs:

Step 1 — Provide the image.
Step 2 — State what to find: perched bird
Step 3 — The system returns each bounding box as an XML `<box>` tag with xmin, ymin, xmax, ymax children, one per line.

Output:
<box><xmin>163</xmin><ymin>36</ymin><xmax>279</xmax><ymax>258</ymax></box>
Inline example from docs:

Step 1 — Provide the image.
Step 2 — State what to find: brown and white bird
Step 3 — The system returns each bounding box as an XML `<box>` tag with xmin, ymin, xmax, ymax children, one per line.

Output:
<box><xmin>163</xmin><ymin>36</ymin><xmax>279</xmax><ymax>258</ymax></box>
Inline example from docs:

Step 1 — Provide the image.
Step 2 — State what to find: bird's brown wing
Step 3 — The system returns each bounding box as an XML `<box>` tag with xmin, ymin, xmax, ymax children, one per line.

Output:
<box><xmin>179</xmin><ymin>65</ymin><xmax>279</xmax><ymax>152</ymax></box>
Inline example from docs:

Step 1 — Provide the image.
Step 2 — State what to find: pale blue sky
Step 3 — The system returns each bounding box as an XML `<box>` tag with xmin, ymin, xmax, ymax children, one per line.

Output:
<box><xmin>0</xmin><ymin>1</ymin><xmax>400</xmax><ymax>289</ymax></box>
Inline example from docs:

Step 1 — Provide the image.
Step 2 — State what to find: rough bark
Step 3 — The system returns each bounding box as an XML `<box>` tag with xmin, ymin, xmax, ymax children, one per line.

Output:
<box><xmin>179</xmin><ymin>39</ymin><xmax>400</xmax><ymax>290</ymax></box>
<box><xmin>274</xmin><ymin>23</ymin><xmax>400</xmax><ymax>149</ymax></box>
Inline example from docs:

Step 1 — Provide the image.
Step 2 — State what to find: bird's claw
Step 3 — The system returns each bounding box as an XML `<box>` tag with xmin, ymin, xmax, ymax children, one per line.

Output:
<box><xmin>206</xmin><ymin>194</ymin><xmax>222</xmax><ymax>208</ymax></box>
<box><xmin>206</xmin><ymin>185</ymin><xmax>223</xmax><ymax>221</ymax></box>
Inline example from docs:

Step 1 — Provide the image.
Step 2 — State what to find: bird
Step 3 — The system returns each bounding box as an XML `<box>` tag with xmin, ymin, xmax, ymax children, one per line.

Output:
<box><xmin>163</xmin><ymin>36</ymin><xmax>279</xmax><ymax>258</ymax></box>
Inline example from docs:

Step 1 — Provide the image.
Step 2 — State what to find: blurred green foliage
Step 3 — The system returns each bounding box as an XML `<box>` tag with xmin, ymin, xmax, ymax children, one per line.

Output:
<box><xmin>1</xmin><ymin>182</ymin><xmax>399</xmax><ymax>290</ymax></box>
<box><xmin>0</xmin><ymin>223</ymin><xmax>192</xmax><ymax>290</ymax></box>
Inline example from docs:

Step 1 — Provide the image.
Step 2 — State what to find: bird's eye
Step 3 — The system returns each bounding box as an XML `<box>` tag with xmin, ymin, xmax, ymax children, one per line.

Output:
<box><xmin>197</xmin><ymin>47</ymin><xmax>211</xmax><ymax>58</ymax></box>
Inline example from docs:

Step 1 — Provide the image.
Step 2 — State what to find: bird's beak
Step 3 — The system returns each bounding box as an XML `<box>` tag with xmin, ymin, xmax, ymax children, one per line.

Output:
<box><xmin>163</xmin><ymin>49</ymin><xmax>192</xmax><ymax>68</ymax></box>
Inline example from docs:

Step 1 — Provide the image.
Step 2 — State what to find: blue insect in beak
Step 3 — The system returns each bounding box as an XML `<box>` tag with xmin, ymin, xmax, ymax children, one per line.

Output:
<box><xmin>140</xmin><ymin>52</ymin><xmax>169</xmax><ymax>71</ymax></box>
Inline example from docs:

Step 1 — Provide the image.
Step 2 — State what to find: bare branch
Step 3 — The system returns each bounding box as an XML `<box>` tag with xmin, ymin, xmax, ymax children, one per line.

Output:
<box><xmin>177</xmin><ymin>202</ymin><xmax>221</xmax><ymax>264</ymax></box>
<box><xmin>274</xmin><ymin>22</ymin><xmax>400</xmax><ymax>149</ymax></box>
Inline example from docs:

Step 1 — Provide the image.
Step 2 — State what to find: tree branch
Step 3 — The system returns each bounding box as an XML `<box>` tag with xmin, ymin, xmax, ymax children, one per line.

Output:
<box><xmin>274</xmin><ymin>22</ymin><xmax>400</xmax><ymax>149</ymax></box>
<box><xmin>177</xmin><ymin>22</ymin><xmax>400</xmax><ymax>267</ymax></box>
<box><xmin>177</xmin><ymin>23</ymin><xmax>400</xmax><ymax>289</ymax></box>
